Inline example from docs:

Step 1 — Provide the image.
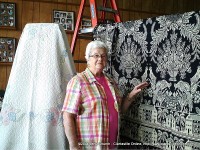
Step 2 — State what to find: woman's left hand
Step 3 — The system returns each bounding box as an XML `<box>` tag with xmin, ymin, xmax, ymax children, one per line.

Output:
<box><xmin>128</xmin><ymin>81</ymin><xmax>149</xmax><ymax>99</ymax></box>
<box><xmin>122</xmin><ymin>81</ymin><xmax>149</xmax><ymax>113</ymax></box>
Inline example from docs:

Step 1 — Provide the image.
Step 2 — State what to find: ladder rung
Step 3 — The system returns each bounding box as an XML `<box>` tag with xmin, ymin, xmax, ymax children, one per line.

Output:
<box><xmin>79</xmin><ymin>27</ymin><xmax>94</xmax><ymax>34</ymax></box>
<box><xmin>97</xmin><ymin>6</ymin><xmax>118</xmax><ymax>14</ymax></box>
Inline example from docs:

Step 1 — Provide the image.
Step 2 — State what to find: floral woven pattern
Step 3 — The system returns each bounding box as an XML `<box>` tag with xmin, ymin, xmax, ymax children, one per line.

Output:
<box><xmin>94</xmin><ymin>10</ymin><xmax>200</xmax><ymax>150</ymax></box>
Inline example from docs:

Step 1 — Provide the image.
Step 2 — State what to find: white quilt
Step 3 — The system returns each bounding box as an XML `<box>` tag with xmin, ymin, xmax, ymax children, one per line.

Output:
<box><xmin>0</xmin><ymin>23</ymin><xmax>76</xmax><ymax>150</ymax></box>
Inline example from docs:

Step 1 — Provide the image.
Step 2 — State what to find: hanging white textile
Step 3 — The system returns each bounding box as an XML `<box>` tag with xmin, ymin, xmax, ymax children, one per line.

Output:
<box><xmin>0</xmin><ymin>23</ymin><xmax>76</xmax><ymax>150</ymax></box>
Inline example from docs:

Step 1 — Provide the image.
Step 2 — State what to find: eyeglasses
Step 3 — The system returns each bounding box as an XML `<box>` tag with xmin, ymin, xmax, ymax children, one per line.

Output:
<box><xmin>89</xmin><ymin>54</ymin><xmax>107</xmax><ymax>59</ymax></box>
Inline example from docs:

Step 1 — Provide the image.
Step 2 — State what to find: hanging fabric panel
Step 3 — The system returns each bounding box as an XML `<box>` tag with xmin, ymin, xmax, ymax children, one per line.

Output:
<box><xmin>0</xmin><ymin>23</ymin><xmax>76</xmax><ymax>150</ymax></box>
<box><xmin>94</xmin><ymin>10</ymin><xmax>200</xmax><ymax>149</ymax></box>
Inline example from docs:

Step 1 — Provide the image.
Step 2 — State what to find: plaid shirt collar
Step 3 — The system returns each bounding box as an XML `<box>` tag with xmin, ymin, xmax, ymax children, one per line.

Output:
<box><xmin>85</xmin><ymin>68</ymin><xmax>114</xmax><ymax>85</ymax></box>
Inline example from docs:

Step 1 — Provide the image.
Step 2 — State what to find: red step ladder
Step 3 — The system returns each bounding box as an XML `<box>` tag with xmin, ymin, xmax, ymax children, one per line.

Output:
<box><xmin>70</xmin><ymin>0</ymin><xmax>121</xmax><ymax>53</ymax></box>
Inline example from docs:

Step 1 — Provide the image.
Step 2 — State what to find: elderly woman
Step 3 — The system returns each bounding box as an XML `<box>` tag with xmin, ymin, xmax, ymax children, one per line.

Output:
<box><xmin>62</xmin><ymin>40</ymin><xmax>148</xmax><ymax>150</ymax></box>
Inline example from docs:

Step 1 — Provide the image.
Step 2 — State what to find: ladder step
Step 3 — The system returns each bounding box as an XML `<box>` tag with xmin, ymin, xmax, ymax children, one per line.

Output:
<box><xmin>97</xmin><ymin>6</ymin><xmax>118</xmax><ymax>14</ymax></box>
<box><xmin>79</xmin><ymin>27</ymin><xmax>94</xmax><ymax>34</ymax></box>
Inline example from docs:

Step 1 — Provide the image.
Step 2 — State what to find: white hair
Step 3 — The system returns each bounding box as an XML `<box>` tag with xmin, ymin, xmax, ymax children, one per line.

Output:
<box><xmin>85</xmin><ymin>40</ymin><xmax>108</xmax><ymax>61</ymax></box>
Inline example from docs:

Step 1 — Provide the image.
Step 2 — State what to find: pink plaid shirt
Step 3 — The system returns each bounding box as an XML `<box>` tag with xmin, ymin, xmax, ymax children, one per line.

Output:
<box><xmin>62</xmin><ymin>68</ymin><xmax>122</xmax><ymax>149</ymax></box>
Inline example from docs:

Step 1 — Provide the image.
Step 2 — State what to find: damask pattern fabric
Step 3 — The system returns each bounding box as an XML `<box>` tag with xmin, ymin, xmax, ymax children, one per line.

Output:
<box><xmin>0</xmin><ymin>23</ymin><xmax>76</xmax><ymax>150</ymax></box>
<box><xmin>94</xmin><ymin>11</ymin><xmax>200</xmax><ymax>150</ymax></box>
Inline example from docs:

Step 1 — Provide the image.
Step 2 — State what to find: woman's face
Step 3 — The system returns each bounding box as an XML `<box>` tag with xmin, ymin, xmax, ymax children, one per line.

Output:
<box><xmin>87</xmin><ymin>47</ymin><xmax>107</xmax><ymax>74</ymax></box>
